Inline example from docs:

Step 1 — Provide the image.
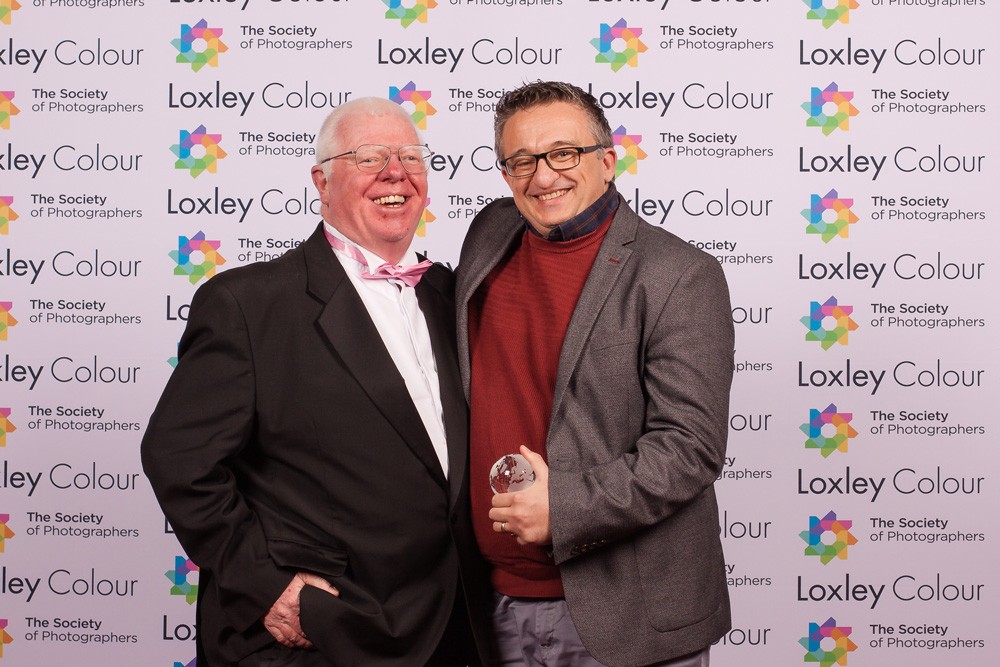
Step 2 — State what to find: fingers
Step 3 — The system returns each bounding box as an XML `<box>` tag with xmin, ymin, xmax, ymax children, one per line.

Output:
<box><xmin>263</xmin><ymin>571</ymin><xmax>338</xmax><ymax>649</ymax></box>
<box><xmin>298</xmin><ymin>572</ymin><xmax>340</xmax><ymax>597</ymax></box>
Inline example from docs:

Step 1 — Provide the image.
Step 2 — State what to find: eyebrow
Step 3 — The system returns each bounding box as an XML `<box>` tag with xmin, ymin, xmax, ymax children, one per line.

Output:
<box><xmin>506</xmin><ymin>139</ymin><xmax>583</xmax><ymax>156</ymax></box>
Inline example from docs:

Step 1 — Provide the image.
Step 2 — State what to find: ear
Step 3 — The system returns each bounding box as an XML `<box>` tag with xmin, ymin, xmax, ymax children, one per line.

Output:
<box><xmin>310</xmin><ymin>166</ymin><xmax>329</xmax><ymax>203</ymax></box>
<box><xmin>600</xmin><ymin>147</ymin><xmax>617</xmax><ymax>183</ymax></box>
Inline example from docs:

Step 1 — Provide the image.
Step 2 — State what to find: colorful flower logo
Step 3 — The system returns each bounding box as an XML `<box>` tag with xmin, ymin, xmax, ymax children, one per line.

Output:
<box><xmin>592</xmin><ymin>19</ymin><xmax>647</xmax><ymax>72</ymax></box>
<box><xmin>801</xmin><ymin>404</ymin><xmax>858</xmax><ymax>458</ymax></box>
<box><xmin>416</xmin><ymin>198</ymin><xmax>435</xmax><ymax>238</ymax></box>
<box><xmin>172</xmin><ymin>20</ymin><xmax>228</xmax><ymax>72</ymax></box>
<box><xmin>0</xmin><ymin>514</ymin><xmax>13</xmax><ymax>552</ymax></box>
<box><xmin>0</xmin><ymin>618</ymin><xmax>12</xmax><ymax>658</ymax></box>
<box><xmin>390</xmin><ymin>82</ymin><xmax>437</xmax><ymax>130</ymax></box>
<box><xmin>802</xmin><ymin>190</ymin><xmax>859</xmax><ymax>243</ymax></box>
<box><xmin>801</xmin><ymin>297</ymin><xmax>858</xmax><ymax>350</ymax></box>
<box><xmin>0</xmin><ymin>196</ymin><xmax>17</xmax><ymax>235</ymax></box>
<box><xmin>169</xmin><ymin>231</ymin><xmax>227</xmax><ymax>285</ymax></box>
<box><xmin>0</xmin><ymin>407</ymin><xmax>15</xmax><ymax>447</ymax></box>
<box><xmin>173</xmin><ymin>659</ymin><xmax>197</xmax><ymax>667</ymax></box>
<box><xmin>800</xmin><ymin>617</ymin><xmax>858</xmax><ymax>666</ymax></box>
<box><xmin>383</xmin><ymin>0</ymin><xmax>436</xmax><ymax>27</ymax></box>
<box><xmin>171</xmin><ymin>125</ymin><xmax>227</xmax><ymax>178</ymax></box>
<box><xmin>165</xmin><ymin>556</ymin><xmax>200</xmax><ymax>605</ymax></box>
<box><xmin>612</xmin><ymin>125</ymin><xmax>647</xmax><ymax>178</ymax></box>
<box><xmin>0</xmin><ymin>91</ymin><xmax>19</xmax><ymax>130</ymax></box>
<box><xmin>800</xmin><ymin>511</ymin><xmax>858</xmax><ymax>564</ymax></box>
<box><xmin>803</xmin><ymin>83</ymin><xmax>859</xmax><ymax>136</ymax></box>
<box><xmin>0</xmin><ymin>302</ymin><xmax>16</xmax><ymax>340</ymax></box>
<box><xmin>0</xmin><ymin>0</ymin><xmax>21</xmax><ymax>26</ymax></box>
<box><xmin>802</xmin><ymin>0</ymin><xmax>859</xmax><ymax>29</ymax></box>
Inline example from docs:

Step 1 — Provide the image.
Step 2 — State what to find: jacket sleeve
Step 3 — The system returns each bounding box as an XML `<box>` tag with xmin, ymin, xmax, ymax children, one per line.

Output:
<box><xmin>548</xmin><ymin>254</ymin><xmax>735</xmax><ymax>564</ymax></box>
<box><xmin>141</xmin><ymin>276</ymin><xmax>291</xmax><ymax>631</ymax></box>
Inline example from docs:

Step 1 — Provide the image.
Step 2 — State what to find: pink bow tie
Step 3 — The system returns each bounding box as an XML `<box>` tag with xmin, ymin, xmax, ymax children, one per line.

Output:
<box><xmin>324</xmin><ymin>227</ymin><xmax>432</xmax><ymax>288</ymax></box>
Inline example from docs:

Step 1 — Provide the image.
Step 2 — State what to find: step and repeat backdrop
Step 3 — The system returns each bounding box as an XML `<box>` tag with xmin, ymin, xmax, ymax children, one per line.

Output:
<box><xmin>0</xmin><ymin>0</ymin><xmax>997</xmax><ymax>665</ymax></box>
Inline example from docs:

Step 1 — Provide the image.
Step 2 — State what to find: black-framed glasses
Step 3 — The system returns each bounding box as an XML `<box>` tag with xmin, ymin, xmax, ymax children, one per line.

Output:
<box><xmin>319</xmin><ymin>144</ymin><xmax>433</xmax><ymax>174</ymax></box>
<box><xmin>497</xmin><ymin>145</ymin><xmax>607</xmax><ymax>178</ymax></box>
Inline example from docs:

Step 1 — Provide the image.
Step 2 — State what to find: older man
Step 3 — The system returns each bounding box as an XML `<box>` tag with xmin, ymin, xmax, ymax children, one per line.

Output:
<box><xmin>457</xmin><ymin>81</ymin><xmax>734</xmax><ymax>666</ymax></box>
<box><xmin>142</xmin><ymin>97</ymin><xmax>488</xmax><ymax>666</ymax></box>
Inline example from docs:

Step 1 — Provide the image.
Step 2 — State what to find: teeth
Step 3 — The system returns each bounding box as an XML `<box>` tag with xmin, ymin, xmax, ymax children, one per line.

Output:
<box><xmin>373</xmin><ymin>195</ymin><xmax>406</xmax><ymax>205</ymax></box>
<box><xmin>537</xmin><ymin>189</ymin><xmax>568</xmax><ymax>201</ymax></box>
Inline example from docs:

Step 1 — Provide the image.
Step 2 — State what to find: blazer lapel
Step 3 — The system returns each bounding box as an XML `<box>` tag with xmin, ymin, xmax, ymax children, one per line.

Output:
<box><xmin>550</xmin><ymin>198</ymin><xmax>637</xmax><ymax>423</ymax></box>
<box><xmin>304</xmin><ymin>225</ymin><xmax>448</xmax><ymax>489</ymax></box>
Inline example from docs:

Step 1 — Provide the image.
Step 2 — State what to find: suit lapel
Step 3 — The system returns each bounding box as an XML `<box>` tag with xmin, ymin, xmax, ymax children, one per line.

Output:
<box><xmin>416</xmin><ymin>266</ymin><xmax>468</xmax><ymax>505</ymax></box>
<box><xmin>550</xmin><ymin>198</ymin><xmax>637</xmax><ymax>423</ymax></box>
<box><xmin>304</xmin><ymin>225</ymin><xmax>448</xmax><ymax>489</ymax></box>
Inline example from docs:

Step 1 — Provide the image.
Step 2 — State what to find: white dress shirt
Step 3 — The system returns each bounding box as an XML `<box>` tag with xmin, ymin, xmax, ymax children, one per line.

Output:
<box><xmin>323</xmin><ymin>222</ymin><xmax>449</xmax><ymax>477</ymax></box>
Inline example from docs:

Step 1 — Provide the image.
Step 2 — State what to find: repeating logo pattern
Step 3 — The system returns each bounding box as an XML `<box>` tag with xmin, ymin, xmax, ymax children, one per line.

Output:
<box><xmin>165</xmin><ymin>556</ymin><xmax>200</xmax><ymax>605</ymax></box>
<box><xmin>802</xmin><ymin>190</ymin><xmax>859</xmax><ymax>242</ymax></box>
<box><xmin>390</xmin><ymin>82</ymin><xmax>437</xmax><ymax>130</ymax></box>
<box><xmin>0</xmin><ymin>303</ymin><xmax>15</xmax><ymax>340</ymax></box>
<box><xmin>0</xmin><ymin>0</ymin><xmax>20</xmax><ymax>26</ymax></box>
<box><xmin>801</xmin><ymin>297</ymin><xmax>858</xmax><ymax>350</ymax></box>
<box><xmin>169</xmin><ymin>231</ymin><xmax>227</xmax><ymax>285</ymax></box>
<box><xmin>0</xmin><ymin>197</ymin><xmax>17</xmax><ymax>235</ymax></box>
<box><xmin>416</xmin><ymin>198</ymin><xmax>435</xmax><ymax>238</ymax></box>
<box><xmin>800</xmin><ymin>511</ymin><xmax>858</xmax><ymax>564</ymax></box>
<box><xmin>803</xmin><ymin>83</ymin><xmax>859</xmax><ymax>136</ymax></box>
<box><xmin>612</xmin><ymin>125</ymin><xmax>647</xmax><ymax>178</ymax></box>
<box><xmin>172</xmin><ymin>20</ymin><xmax>228</xmax><ymax>72</ymax></box>
<box><xmin>383</xmin><ymin>0</ymin><xmax>436</xmax><ymax>28</ymax></box>
<box><xmin>0</xmin><ymin>514</ymin><xmax>13</xmax><ymax>552</ymax></box>
<box><xmin>0</xmin><ymin>91</ymin><xmax>18</xmax><ymax>130</ymax></box>
<box><xmin>0</xmin><ymin>408</ymin><xmax>15</xmax><ymax>447</ymax></box>
<box><xmin>592</xmin><ymin>19</ymin><xmax>647</xmax><ymax>72</ymax></box>
<box><xmin>173</xmin><ymin>659</ymin><xmax>197</xmax><ymax>667</ymax></box>
<box><xmin>801</xmin><ymin>404</ymin><xmax>858</xmax><ymax>458</ymax></box>
<box><xmin>803</xmin><ymin>0</ymin><xmax>859</xmax><ymax>29</ymax></box>
<box><xmin>171</xmin><ymin>125</ymin><xmax>227</xmax><ymax>178</ymax></box>
<box><xmin>799</xmin><ymin>617</ymin><xmax>858</xmax><ymax>666</ymax></box>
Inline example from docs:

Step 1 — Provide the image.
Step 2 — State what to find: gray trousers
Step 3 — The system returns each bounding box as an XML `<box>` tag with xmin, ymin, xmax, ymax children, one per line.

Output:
<box><xmin>489</xmin><ymin>594</ymin><xmax>710</xmax><ymax>667</ymax></box>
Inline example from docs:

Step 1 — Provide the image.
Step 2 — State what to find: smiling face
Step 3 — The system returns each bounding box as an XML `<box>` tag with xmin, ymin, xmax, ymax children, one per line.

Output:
<box><xmin>498</xmin><ymin>101</ymin><xmax>616</xmax><ymax>238</ymax></box>
<box><xmin>311</xmin><ymin>102</ymin><xmax>427</xmax><ymax>264</ymax></box>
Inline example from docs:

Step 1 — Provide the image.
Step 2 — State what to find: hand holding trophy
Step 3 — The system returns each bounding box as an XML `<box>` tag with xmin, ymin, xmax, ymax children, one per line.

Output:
<box><xmin>489</xmin><ymin>453</ymin><xmax>535</xmax><ymax>494</ymax></box>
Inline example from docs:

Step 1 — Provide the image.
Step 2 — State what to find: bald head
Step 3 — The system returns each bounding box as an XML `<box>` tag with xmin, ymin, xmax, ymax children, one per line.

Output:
<box><xmin>315</xmin><ymin>98</ymin><xmax>419</xmax><ymax>164</ymax></box>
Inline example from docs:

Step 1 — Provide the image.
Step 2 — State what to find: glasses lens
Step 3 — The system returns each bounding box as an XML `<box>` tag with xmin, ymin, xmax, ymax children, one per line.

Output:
<box><xmin>354</xmin><ymin>145</ymin><xmax>390</xmax><ymax>172</ymax></box>
<box><xmin>504</xmin><ymin>156</ymin><xmax>537</xmax><ymax>177</ymax></box>
<box><xmin>397</xmin><ymin>145</ymin><xmax>431</xmax><ymax>173</ymax></box>
<box><xmin>546</xmin><ymin>148</ymin><xmax>581</xmax><ymax>169</ymax></box>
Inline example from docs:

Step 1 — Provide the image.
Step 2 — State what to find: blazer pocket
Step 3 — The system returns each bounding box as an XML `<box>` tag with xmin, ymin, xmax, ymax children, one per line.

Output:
<box><xmin>266</xmin><ymin>537</ymin><xmax>349</xmax><ymax>579</ymax></box>
<box><xmin>591</xmin><ymin>325</ymin><xmax>640</xmax><ymax>351</ymax></box>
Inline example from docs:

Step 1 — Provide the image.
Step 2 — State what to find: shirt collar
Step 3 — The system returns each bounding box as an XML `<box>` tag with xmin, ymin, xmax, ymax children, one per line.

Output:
<box><xmin>322</xmin><ymin>221</ymin><xmax>418</xmax><ymax>274</ymax></box>
<box><xmin>523</xmin><ymin>183</ymin><xmax>619</xmax><ymax>242</ymax></box>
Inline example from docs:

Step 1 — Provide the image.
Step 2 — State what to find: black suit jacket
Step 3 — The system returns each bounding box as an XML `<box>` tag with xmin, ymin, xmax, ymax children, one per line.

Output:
<box><xmin>142</xmin><ymin>224</ymin><xmax>489</xmax><ymax>666</ymax></box>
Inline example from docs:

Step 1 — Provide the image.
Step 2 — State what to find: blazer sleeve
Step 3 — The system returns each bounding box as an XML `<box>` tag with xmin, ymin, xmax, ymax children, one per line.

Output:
<box><xmin>548</xmin><ymin>254</ymin><xmax>735</xmax><ymax>564</ymax></box>
<box><xmin>141</xmin><ymin>276</ymin><xmax>292</xmax><ymax>631</ymax></box>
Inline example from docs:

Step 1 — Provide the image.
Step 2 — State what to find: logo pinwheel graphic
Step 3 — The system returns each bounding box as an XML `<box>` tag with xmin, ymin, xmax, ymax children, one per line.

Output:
<box><xmin>592</xmin><ymin>19</ymin><xmax>647</xmax><ymax>72</ymax></box>
<box><xmin>165</xmin><ymin>556</ymin><xmax>200</xmax><ymax>605</ymax></box>
<box><xmin>0</xmin><ymin>407</ymin><xmax>15</xmax><ymax>447</ymax></box>
<box><xmin>612</xmin><ymin>125</ymin><xmax>647</xmax><ymax>178</ymax></box>
<box><xmin>0</xmin><ymin>196</ymin><xmax>17</xmax><ymax>235</ymax></box>
<box><xmin>169</xmin><ymin>231</ymin><xmax>227</xmax><ymax>285</ymax></box>
<box><xmin>801</xmin><ymin>404</ymin><xmax>858</xmax><ymax>458</ymax></box>
<box><xmin>0</xmin><ymin>302</ymin><xmax>16</xmax><ymax>340</ymax></box>
<box><xmin>172</xmin><ymin>20</ymin><xmax>228</xmax><ymax>72</ymax></box>
<box><xmin>171</xmin><ymin>125</ymin><xmax>227</xmax><ymax>178</ymax></box>
<box><xmin>801</xmin><ymin>297</ymin><xmax>858</xmax><ymax>350</ymax></box>
<box><xmin>416</xmin><ymin>198</ymin><xmax>435</xmax><ymax>238</ymax></box>
<box><xmin>0</xmin><ymin>0</ymin><xmax>21</xmax><ymax>26</ymax></box>
<box><xmin>0</xmin><ymin>91</ymin><xmax>19</xmax><ymax>129</ymax></box>
<box><xmin>383</xmin><ymin>0</ymin><xmax>436</xmax><ymax>27</ymax></box>
<box><xmin>800</xmin><ymin>617</ymin><xmax>858</xmax><ymax>666</ymax></box>
<box><xmin>803</xmin><ymin>83</ymin><xmax>859</xmax><ymax>136</ymax></box>
<box><xmin>0</xmin><ymin>514</ymin><xmax>14</xmax><ymax>552</ymax></box>
<box><xmin>802</xmin><ymin>0</ymin><xmax>859</xmax><ymax>29</ymax></box>
<box><xmin>802</xmin><ymin>190</ymin><xmax>859</xmax><ymax>242</ymax></box>
<box><xmin>390</xmin><ymin>82</ymin><xmax>437</xmax><ymax>130</ymax></box>
<box><xmin>800</xmin><ymin>511</ymin><xmax>858</xmax><ymax>564</ymax></box>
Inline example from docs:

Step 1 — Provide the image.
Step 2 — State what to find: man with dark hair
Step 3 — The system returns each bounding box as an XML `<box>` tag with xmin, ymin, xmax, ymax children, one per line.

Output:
<box><xmin>457</xmin><ymin>81</ymin><xmax>734</xmax><ymax>666</ymax></box>
<box><xmin>142</xmin><ymin>97</ymin><xmax>488</xmax><ymax>667</ymax></box>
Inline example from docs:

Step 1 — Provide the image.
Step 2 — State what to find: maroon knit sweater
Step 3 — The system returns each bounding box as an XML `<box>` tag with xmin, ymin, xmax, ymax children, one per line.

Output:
<box><xmin>468</xmin><ymin>217</ymin><xmax>611</xmax><ymax>597</ymax></box>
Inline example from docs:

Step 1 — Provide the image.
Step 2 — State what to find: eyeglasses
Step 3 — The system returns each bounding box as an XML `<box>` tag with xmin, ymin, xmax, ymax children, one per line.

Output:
<box><xmin>497</xmin><ymin>145</ymin><xmax>607</xmax><ymax>178</ymax></box>
<box><xmin>319</xmin><ymin>144</ymin><xmax>433</xmax><ymax>174</ymax></box>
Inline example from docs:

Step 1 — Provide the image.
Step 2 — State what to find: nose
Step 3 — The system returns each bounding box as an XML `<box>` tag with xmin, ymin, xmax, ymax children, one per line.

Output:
<box><xmin>379</xmin><ymin>153</ymin><xmax>407</xmax><ymax>179</ymax></box>
<box><xmin>531</xmin><ymin>158</ymin><xmax>560</xmax><ymax>186</ymax></box>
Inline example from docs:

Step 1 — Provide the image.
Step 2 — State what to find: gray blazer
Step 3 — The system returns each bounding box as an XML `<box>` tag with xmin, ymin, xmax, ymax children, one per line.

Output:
<box><xmin>456</xmin><ymin>196</ymin><xmax>734</xmax><ymax>667</ymax></box>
